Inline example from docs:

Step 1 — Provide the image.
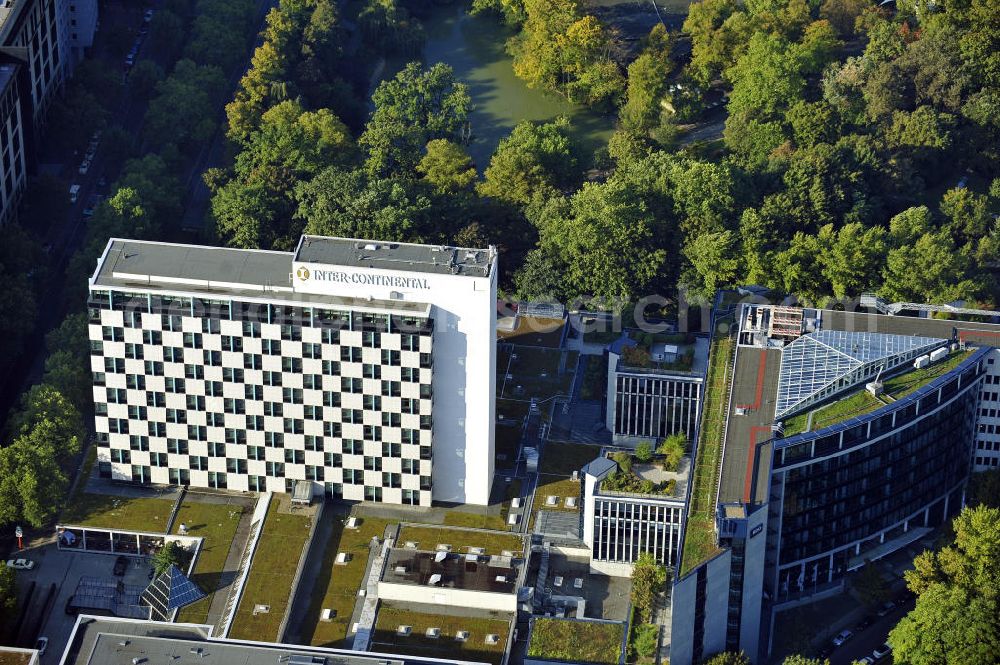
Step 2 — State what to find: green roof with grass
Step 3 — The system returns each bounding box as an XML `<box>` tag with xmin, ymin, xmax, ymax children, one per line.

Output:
<box><xmin>303</xmin><ymin>514</ymin><xmax>394</xmax><ymax>647</ymax></box>
<box><xmin>679</xmin><ymin>331</ymin><xmax>733</xmax><ymax>576</ymax></box>
<box><xmin>371</xmin><ymin>604</ymin><xmax>511</xmax><ymax>665</ymax></box>
<box><xmin>781</xmin><ymin>349</ymin><xmax>974</xmax><ymax>436</ymax></box>
<box><xmin>527</xmin><ymin>618</ymin><xmax>624</xmax><ymax>665</ymax></box>
<box><xmin>61</xmin><ymin>494</ymin><xmax>174</xmax><ymax>532</ymax></box>
<box><xmin>172</xmin><ymin>501</ymin><xmax>244</xmax><ymax>624</ymax></box>
<box><xmin>229</xmin><ymin>496</ymin><xmax>311</xmax><ymax>642</ymax></box>
<box><xmin>396</xmin><ymin>525</ymin><xmax>524</xmax><ymax>556</ymax></box>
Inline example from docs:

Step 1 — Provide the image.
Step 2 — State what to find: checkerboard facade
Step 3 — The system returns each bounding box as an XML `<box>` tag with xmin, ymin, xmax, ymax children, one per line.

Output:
<box><xmin>89</xmin><ymin>293</ymin><xmax>436</xmax><ymax>505</ymax></box>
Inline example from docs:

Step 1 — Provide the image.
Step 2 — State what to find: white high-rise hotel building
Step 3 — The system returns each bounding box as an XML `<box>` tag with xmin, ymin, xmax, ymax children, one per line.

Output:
<box><xmin>87</xmin><ymin>236</ymin><xmax>497</xmax><ymax>506</ymax></box>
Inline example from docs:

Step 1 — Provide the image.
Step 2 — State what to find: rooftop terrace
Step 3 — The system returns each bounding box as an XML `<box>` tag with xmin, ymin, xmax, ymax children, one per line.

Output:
<box><xmin>381</xmin><ymin>550</ymin><xmax>522</xmax><ymax>594</ymax></box>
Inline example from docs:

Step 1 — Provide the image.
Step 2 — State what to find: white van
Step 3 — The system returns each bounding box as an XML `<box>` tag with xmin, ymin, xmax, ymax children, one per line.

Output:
<box><xmin>69</xmin><ymin>184</ymin><xmax>81</xmax><ymax>203</ymax></box>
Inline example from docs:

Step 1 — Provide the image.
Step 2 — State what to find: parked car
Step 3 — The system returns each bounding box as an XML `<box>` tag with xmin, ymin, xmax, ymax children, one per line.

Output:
<box><xmin>69</xmin><ymin>183</ymin><xmax>81</xmax><ymax>203</ymax></box>
<box><xmin>832</xmin><ymin>629</ymin><xmax>853</xmax><ymax>647</ymax></box>
<box><xmin>79</xmin><ymin>159</ymin><xmax>91</xmax><ymax>175</ymax></box>
<box><xmin>6</xmin><ymin>558</ymin><xmax>35</xmax><ymax>570</ymax></box>
<box><xmin>873</xmin><ymin>642</ymin><xmax>892</xmax><ymax>660</ymax></box>
<box><xmin>857</xmin><ymin>657</ymin><xmax>874</xmax><ymax>665</ymax></box>
<box><xmin>876</xmin><ymin>600</ymin><xmax>896</xmax><ymax>616</ymax></box>
<box><xmin>125</xmin><ymin>52</ymin><xmax>136</xmax><ymax>67</ymax></box>
<box><xmin>143</xmin><ymin>8</ymin><xmax>154</xmax><ymax>21</ymax></box>
<box><xmin>34</xmin><ymin>637</ymin><xmax>48</xmax><ymax>655</ymax></box>
<box><xmin>113</xmin><ymin>555</ymin><xmax>129</xmax><ymax>576</ymax></box>
<box><xmin>854</xmin><ymin>615</ymin><xmax>874</xmax><ymax>632</ymax></box>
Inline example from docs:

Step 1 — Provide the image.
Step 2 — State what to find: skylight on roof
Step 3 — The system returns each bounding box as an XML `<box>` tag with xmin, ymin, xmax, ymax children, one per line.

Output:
<box><xmin>775</xmin><ymin>330</ymin><xmax>946</xmax><ymax>419</ymax></box>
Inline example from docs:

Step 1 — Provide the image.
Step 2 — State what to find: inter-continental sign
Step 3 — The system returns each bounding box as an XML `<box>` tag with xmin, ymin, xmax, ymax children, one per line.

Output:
<box><xmin>296</xmin><ymin>266</ymin><xmax>430</xmax><ymax>290</ymax></box>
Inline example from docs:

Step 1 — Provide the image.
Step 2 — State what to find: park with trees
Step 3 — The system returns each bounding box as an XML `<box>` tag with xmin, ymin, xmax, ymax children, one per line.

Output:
<box><xmin>195</xmin><ymin>0</ymin><xmax>1000</xmax><ymax>311</ymax></box>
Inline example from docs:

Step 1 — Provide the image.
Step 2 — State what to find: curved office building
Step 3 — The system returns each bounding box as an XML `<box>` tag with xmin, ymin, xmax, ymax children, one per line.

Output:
<box><xmin>670</xmin><ymin>303</ymin><xmax>1000</xmax><ymax>665</ymax></box>
<box><xmin>766</xmin><ymin>346</ymin><xmax>988</xmax><ymax>602</ymax></box>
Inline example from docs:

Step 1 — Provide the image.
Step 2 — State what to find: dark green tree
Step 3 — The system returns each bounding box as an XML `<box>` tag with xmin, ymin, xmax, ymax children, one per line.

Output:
<box><xmin>854</xmin><ymin>560</ymin><xmax>889</xmax><ymax>608</ymax></box>
<box><xmin>701</xmin><ymin>651</ymin><xmax>751</xmax><ymax>665</ymax></box>
<box><xmin>152</xmin><ymin>541</ymin><xmax>194</xmax><ymax>576</ymax></box>
<box><xmin>0</xmin><ymin>564</ymin><xmax>16</xmax><ymax>623</ymax></box>
<box><xmin>360</xmin><ymin>62</ymin><xmax>471</xmax><ymax>176</ymax></box>
<box><xmin>296</xmin><ymin>168</ymin><xmax>433</xmax><ymax>243</ymax></box>
<box><xmin>891</xmin><ymin>506</ymin><xmax>1000</xmax><ymax>665</ymax></box>
<box><xmin>479</xmin><ymin>117</ymin><xmax>581</xmax><ymax>207</ymax></box>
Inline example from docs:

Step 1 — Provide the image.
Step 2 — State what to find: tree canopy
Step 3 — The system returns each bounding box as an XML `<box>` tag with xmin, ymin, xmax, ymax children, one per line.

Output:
<box><xmin>891</xmin><ymin>506</ymin><xmax>1000</xmax><ymax>665</ymax></box>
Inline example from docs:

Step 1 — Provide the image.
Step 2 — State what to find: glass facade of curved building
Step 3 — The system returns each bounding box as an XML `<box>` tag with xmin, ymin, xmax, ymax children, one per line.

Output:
<box><xmin>769</xmin><ymin>348</ymin><xmax>986</xmax><ymax>601</ymax></box>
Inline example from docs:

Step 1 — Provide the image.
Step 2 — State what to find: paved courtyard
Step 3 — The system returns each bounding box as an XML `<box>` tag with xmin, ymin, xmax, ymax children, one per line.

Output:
<box><xmin>12</xmin><ymin>540</ymin><xmax>155</xmax><ymax>665</ymax></box>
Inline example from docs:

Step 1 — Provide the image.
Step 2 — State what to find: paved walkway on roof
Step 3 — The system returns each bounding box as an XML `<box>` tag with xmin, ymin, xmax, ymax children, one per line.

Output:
<box><xmin>717</xmin><ymin>346</ymin><xmax>782</xmax><ymax>505</ymax></box>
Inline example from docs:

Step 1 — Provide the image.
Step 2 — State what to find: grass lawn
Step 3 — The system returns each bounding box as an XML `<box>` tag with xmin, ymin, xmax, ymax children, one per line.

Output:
<box><xmin>397</xmin><ymin>525</ymin><xmax>524</xmax><ymax>556</ymax></box>
<box><xmin>680</xmin><ymin>333</ymin><xmax>733</xmax><ymax>576</ymax></box>
<box><xmin>501</xmin><ymin>347</ymin><xmax>578</xmax><ymax>401</ymax></box>
<box><xmin>443</xmin><ymin>479</ymin><xmax>522</xmax><ymax>531</ymax></box>
<box><xmin>61</xmin><ymin>493</ymin><xmax>174</xmax><ymax>532</ymax></box>
<box><xmin>172</xmin><ymin>501</ymin><xmax>244</xmax><ymax>624</ymax></box>
<box><xmin>229</xmin><ymin>497</ymin><xmax>312</xmax><ymax>642</ymax></box>
<box><xmin>304</xmin><ymin>514</ymin><xmax>394</xmax><ymax>647</ymax></box>
<box><xmin>372</xmin><ymin>604</ymin><xmax>511</xmax><ymax>665</ymax></box>
<box><xmin>540</xmin><ymin>442</ymin><xmax>604</xmax><ymax>476</ymax></box>
<box><xmin>531</xmin><ymin>475</ymin><xmax>582</xmax><ymax>528</ymax></box>
<box><xmin>528</xmin><ymin>618</ymin><xmax>624</xmax><ymax>665</ymax></box>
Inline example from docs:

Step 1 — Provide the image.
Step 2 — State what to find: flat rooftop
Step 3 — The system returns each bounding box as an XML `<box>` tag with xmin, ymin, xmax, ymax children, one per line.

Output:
<box><xmin>63</xmin><ymin>617</ymin><xmax>481</xmax><ymax>665</ymax></box>
<box><xmin>90</xmin><ymin>239</ymin><xmax>431</xmax><ymax>315</ymax></box>
<box><xmin>295</xmin><ymin>236</ymin><xmax>495</xmax><ymax>278</ymax></box>
<box><xmin>382</xmin><ymin>550</ymin><xmax>521</xmax><ymax>594</ymax></box>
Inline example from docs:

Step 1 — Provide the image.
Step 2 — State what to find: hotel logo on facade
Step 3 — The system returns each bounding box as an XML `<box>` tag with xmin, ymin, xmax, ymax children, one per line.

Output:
<box><xmin>296</xmin><ymin>265</ymin><xmax>431</xmax><ymax>290</ymax></box>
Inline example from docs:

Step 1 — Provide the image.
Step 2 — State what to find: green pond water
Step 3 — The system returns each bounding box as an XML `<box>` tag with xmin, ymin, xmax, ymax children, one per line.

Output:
<box><xmin>410</xmin><ymin>2</ymin><xmax>619</xmax><ymax>168</ymax></box>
